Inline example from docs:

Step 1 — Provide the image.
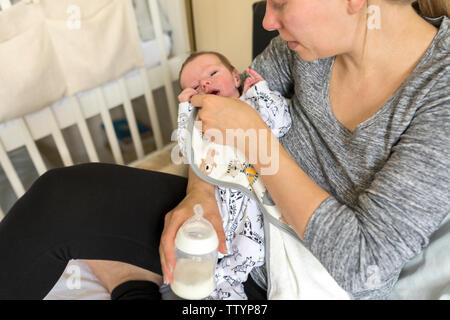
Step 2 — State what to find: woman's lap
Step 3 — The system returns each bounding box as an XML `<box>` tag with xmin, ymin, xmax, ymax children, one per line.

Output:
<box><xmin>0</xmin><ymin>163</ymin><xmax>188</xmax><ymax>299</ymax></box>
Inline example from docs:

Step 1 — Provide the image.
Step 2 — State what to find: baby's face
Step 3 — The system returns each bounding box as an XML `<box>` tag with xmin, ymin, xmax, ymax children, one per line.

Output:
<box><xmin>180</xmin><ymin>54</ymin><xmax>241</xmax><ymax>98</ymax></box>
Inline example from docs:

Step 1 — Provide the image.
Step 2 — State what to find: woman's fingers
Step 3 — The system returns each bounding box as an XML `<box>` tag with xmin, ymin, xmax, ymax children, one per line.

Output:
<box><xmin>207</xmin><ymin>212</ymin><xmax>228</xmax><ymax>254</ymax></box>
<box><xmin>159</xmin><ymin>211</ymin><xmax>173</xmax><ymax>284</ymax></box>
<box><xmin>159</xmin><ymin>197</ymin><xmax>227</xmax><ymax>284</ymax></box>
<box><xmin>159</xmin><ymin>209</ymin><xmax>186</xmax><ymax>284</ymax></box>
<box><xmin>190</xmin><ymin>93</ymin><xmax>208</xmax><ymax>107</ymax></box>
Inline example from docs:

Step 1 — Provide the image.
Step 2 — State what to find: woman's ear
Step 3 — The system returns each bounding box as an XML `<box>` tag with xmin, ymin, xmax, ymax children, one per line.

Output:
<box><xmin>347</xmin><ymin>0</ymin><xmax>366</xmax><ymax>14</ymax></box>
<box><xmin>232</xmin><ymin>69</ymin><xmax>241</xmax><ymax>88</ymax></box>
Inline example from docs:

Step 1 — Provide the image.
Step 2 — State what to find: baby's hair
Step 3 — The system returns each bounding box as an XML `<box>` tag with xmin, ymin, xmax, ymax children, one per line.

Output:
<box><xmin>178</xmin><ymin>51</ymin><xmax>236</xmax><ymax>89</ymax></box>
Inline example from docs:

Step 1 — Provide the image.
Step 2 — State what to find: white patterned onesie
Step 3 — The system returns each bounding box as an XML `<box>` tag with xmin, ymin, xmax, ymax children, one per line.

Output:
<box><xmin>177</xmin><ymin>80</ymin><xmax>291</xmax><ymax>300</ymax></box>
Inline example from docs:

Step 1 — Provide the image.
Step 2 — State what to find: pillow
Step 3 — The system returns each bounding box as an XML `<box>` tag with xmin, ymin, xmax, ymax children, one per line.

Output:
<box><xmin>390</xmin><ymin>214</ymin><xmax>450</xmax><ymax>300</ymax></box>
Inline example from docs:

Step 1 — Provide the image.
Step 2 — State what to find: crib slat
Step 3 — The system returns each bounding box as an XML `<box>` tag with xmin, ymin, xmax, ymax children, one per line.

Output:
<box><xmin>0</xmin><ymin>206</ymin><xmax>4</xmax><ymax>221</ymax></box>
<box><xmin>147</xmin><ymin>0</ymin><xmax>178</xmax><ymax>130</ymax></box>
<box><xmin>70</xmin><ymin>96</ymin><xmax>100</xmax><ymax>163</ymax></box>
<box><xmin>17</xmin><ymin>118</ymin><xmax>47</xmax><ymax>176</ymax></box>
<box><xmin>118</xmin><ymin>79</ymin><xmax>145</xmax><ymax>159</ymax></box>
<box><xmin>0</xmin><ymin>0</ymin><xmax>12</xmax><ymax>10</ymax></box>
<box><xmin>95</xmin><ymin>88</ymin><xmax>124</xmax><ymax>165</ymax></box>
<box><xmin>0</xmin><ymin>139</ymin><xmax>25</xmax><ymax>198</ymax></box>
<box><xmin>45</xmin><ymin>107</ymin><xmax>74</xmax><ymax>167</ymax></box>
<box><xmin>140</xmin><ymin>68</ymin><xmax>164</xmax><ymax>150</ymax></box>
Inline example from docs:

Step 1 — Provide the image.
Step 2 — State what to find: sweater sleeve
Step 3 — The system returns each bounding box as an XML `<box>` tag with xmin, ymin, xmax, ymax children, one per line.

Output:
<box><xmin>303</xmin><ymin>76</ymin><xmax>450</xmax><ymax>299</ymax></box>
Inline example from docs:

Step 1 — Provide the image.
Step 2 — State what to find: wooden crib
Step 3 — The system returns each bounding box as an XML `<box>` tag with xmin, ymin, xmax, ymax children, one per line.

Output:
<box><xmin>0</xmin><ymin>0</ymin><xmax>191</xmax><ymax>219</ymax></box>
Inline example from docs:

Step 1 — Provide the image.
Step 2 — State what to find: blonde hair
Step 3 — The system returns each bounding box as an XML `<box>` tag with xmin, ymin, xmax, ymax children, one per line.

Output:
<box><xmin>417</xmin><ymin>0</ymin><xmax>449</xmax><ymax>18</ymax></box>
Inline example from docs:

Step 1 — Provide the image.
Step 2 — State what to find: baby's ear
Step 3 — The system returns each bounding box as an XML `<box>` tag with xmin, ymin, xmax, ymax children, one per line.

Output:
<box><xmin>232</xmin><ymin>69</ymin><xmax>241</xmax><ymax>87</ymax></box>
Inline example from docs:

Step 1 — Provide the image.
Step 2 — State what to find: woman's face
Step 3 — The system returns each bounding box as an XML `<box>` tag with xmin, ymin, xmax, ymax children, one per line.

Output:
<box><xmin>263</xmin><ymin>0</ymin><xmax>359</xmax><ymax>60</ymax></box>
<box><xmin>180</xmin><ymin>54</ymin><xmax>241</xmax><ymax>98</ymax></box>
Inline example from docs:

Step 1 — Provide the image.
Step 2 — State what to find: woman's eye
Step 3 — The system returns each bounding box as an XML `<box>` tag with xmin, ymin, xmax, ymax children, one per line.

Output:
<box><xmin>272</xmin><ymin>1</ymin><xmax>285</xmax><ymax>10</ymax></box>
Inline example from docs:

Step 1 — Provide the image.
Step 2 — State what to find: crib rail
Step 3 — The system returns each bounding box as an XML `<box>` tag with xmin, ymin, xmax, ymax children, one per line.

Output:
<box><xmin>0</xmin><ymin>0</ymin><xmax>191</xmax><ymax>219</ymax></box>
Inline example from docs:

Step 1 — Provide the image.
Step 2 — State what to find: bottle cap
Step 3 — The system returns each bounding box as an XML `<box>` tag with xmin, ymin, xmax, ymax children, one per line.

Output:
<box><xmin>174</xmin><ymin>204</ymin><xmax>219</xmax><ymax>255</ymax></box>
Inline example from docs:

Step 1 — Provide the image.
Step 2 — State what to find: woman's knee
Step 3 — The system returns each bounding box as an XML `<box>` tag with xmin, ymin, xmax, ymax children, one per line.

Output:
<box><xmin>27</xmin><ymin>164</ymin><xmax>91</xmax><ymax>198</ymax></box>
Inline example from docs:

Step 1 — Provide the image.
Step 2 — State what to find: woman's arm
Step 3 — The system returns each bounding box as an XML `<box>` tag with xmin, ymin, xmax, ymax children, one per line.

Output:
<box><xmin>191</xmin><ymin>79</ymin><xmax>450</xmax><ymax>298</ymax></box>
<box><xmin>251</xmin><ymin>126</ymin><xmax>330</xmax><ymax>238</ymax></box>
<box><xmin>255</xmin><ymin>96</ymin><xmax>450</xmax><ymax>299</ymax></box>
<box><xmin>190</xmin><ymin>93</ymin><xmax>329</xmax><ymax>238</ymax></box>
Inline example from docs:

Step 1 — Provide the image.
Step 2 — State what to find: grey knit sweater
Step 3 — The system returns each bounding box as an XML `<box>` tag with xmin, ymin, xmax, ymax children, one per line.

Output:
<box><xmin>250</xmin><ymin>15</ymin><xmax>449</xmax><ymax>299</ymax></box>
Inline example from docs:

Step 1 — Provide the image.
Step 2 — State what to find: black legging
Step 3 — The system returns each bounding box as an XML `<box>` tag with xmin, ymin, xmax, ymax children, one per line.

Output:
<box><xmin>0</xmin><ymin>163</ymin><xmax>266</xmax><ymax>300</ymax></box>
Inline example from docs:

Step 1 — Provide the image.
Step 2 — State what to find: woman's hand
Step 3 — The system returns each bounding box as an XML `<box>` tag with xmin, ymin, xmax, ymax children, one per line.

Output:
<box><xmin>190</xmin><ymin>94</ymin><xmax>266</xmax><ymax>153</ymax></box>
<box><xmin>159</xmin><ymin>168</ymin><xmax>227</xmax><ymax>285</ymax></box>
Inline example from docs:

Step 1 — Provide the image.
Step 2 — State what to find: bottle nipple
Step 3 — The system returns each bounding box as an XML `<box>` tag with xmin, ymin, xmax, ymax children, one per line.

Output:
<box><xmin>174</xmin><ymin>203</ymin><xmax>218</xmax><ymax>254</ymax></box>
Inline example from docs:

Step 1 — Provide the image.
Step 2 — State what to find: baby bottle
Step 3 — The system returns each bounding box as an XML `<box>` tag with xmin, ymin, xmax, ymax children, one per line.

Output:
<box><xmin>171</xmin><ymin>204</ymin><xmax>219</xmax><ymax>299</ymax></box>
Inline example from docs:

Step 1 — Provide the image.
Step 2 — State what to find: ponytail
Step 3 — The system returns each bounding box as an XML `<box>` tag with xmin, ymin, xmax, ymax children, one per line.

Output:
<box><xmin>417</xmin><ymin>0</ymin><xmax>449</xmax><ymax>18</ymax></box>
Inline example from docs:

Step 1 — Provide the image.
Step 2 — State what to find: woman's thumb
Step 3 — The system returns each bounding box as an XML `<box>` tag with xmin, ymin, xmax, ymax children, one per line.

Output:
<box><xmin>212</xmin><ymin>220</ymin><xmax>227</xmax><ymax>254</ymax></box>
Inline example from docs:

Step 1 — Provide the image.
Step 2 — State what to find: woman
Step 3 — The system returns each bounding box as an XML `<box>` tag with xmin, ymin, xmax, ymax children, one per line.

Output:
<box><xmin>0</xmin><ymin>0</ymin><xmax>448</xmax><ymax>300</ymax></box>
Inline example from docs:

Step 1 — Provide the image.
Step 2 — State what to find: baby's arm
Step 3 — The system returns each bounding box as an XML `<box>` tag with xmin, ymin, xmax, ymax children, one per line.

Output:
<box><xmin>243</xmin><ymin>68</ymin><xmax>264</xmax><ymax>94</ymax></box>
<box><xmin>243</xmin><ymin>75</ymin><xmax>292</xmax><ymax>139</ymax></box>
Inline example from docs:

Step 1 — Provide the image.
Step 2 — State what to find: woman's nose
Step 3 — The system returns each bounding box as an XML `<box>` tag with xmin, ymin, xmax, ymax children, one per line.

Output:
<box><xmin>262</xmin><ymin>4</ymin><xmax>281</xmax><ymax>31</ymax></box>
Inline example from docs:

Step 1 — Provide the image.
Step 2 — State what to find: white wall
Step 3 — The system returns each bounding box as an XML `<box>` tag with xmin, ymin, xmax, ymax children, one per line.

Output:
<box><xmin>191</xmin><ymin>0</ymin><xmax>261</xmax><ymax>72</ymax></box>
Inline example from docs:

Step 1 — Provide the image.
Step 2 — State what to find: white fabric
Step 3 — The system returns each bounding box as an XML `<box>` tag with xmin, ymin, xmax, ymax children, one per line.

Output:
<box><xmin>0</xmin><ymin>1</ymin><xmax>66</xmax><ymax>123</ymax></box>
<box><xmin>389</xmin><ymin>214</ymin><xmax>450</xmax><ymax>300</ymax></box>
<box><xmin>42</xmin><ymin>0</ymin><xmax>146</xmax><ymax>96</ymax></box>
<box><xmin>0</xmin><ymin>0</ymin><xmax>146</xmax><ymax>123</ymax></box>
<box><xmin>44</xmin><ymin>260</ymin><xmax>110</xmax><ymax>300</ymax></box>
<box><xmin>141</xmin><ymin>32</ymin><xmax>171</xmax><ymax>67</ymax></box>
<box><xmin>267</xmin><ymin>223</ymin><xmax>351</xmax><ymax>300</ymax></box>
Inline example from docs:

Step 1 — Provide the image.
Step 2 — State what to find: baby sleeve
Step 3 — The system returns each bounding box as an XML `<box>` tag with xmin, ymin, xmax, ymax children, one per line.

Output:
<box><xmin>242</xmin><ymin>80</ymin><xmax>292</xmax><ymax>138</ymax></box>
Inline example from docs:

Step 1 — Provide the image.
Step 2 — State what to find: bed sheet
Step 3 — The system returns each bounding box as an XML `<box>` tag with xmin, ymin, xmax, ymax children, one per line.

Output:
<box><xmin>44</xmin><ymin>259</ymin><xmax>110</xmax><ymax>300</ymax></box>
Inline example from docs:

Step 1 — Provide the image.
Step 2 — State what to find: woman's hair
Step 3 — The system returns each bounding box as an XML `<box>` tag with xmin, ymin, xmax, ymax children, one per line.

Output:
<box><xmin>178</xmin><ymin>51</ymin><xmax>236</xmax><ymax>89</ymax></box>
<box><xmin>417</xmin><ymin>0</ymin><xmax>449</xmax><ymax>18</ymax></box>
<box><xmin>399</xmin><ymin>0</ymin><xmax>449</xmax><ymax>18</ymax></box>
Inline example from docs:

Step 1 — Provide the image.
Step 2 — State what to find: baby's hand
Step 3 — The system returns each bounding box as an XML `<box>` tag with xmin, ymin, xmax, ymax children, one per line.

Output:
<box><xmin>178</xmin><ymin>87</ymin><xmax>198</xmax><ymax>103</ymax></box>
<box><xmin>243</xmin><ymin>68</ymin><xmax>264</xmax><ymax>94</ymax></box>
